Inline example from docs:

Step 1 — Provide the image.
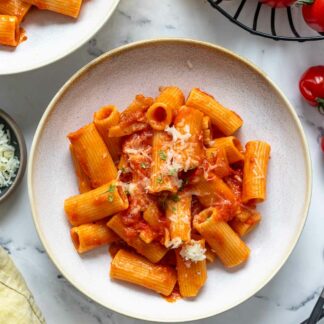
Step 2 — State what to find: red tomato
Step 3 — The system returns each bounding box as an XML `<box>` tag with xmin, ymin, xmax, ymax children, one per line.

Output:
<box><xmin>259</xmin><ymin>0</ymin><xmax>295</xmax><ymax>7</ymax></box>
<box><xmin>321</xmin><ymin>136</ymin><xmax>324</xmax><ymax>152</ymax></box>
<box><xmin>299</xmin><ymin>66</ymin><xmax>324</xmax><ymax>112</ymax></box>
<box><xmin>302</xmin><ymin>0</ymin><xmax>324</xmax><ymax>33</ymax></box>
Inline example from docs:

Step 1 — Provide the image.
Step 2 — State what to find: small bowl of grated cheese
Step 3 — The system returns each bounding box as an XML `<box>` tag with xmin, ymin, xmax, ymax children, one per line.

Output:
<box><xmin>0</xmin><ymin>109</ymin><xmax>27</xmax><ymax>203</ymax></box>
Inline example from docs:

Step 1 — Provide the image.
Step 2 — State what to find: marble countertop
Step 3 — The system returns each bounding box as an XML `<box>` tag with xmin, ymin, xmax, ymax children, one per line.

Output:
<box><xmin>0</xmin><ymin>0</ymin><xmax>324</xmax><ymax>323</ymax></box>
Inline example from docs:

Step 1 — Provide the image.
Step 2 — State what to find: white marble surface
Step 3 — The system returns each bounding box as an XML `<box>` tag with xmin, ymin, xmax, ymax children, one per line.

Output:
<box><xmin>0</xmin><ymin>0</ymin><xmax>324</xmax><ymax>323</ymax></box>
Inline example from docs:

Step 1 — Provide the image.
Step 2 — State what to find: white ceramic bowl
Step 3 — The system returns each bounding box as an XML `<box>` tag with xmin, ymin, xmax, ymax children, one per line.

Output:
<box><xmin>0</xmin><ymin>0</ymin><xmax>120</xmax><ymax>75</ymax></box>
<box><xmin>28</xmin><ymin>39</ymin><xmax>312</xmax><ymax>322</ymax></box>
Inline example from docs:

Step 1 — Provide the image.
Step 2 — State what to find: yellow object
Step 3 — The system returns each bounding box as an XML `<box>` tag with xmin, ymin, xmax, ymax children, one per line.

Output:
<box><xmin>93</xmin><ymin>105</ymin><xmax>121</xmax><ymax>163</ymax></box>
<box><xmin>186</xmin><ymin>88</ymin><xmax>243</xmax><ymax>136</ymax></box>
<box><xmin>242</xmin><ymin>141</ymin><xmax>271</xmax><ymax>204</ymax></box>
<box><xmin>193</xmin><ymin>207</ymin><xmax>250</xmax><ymax>268</ymax></box>
<box><xmin>166</xmin><ymin>192</ymin><xmax>192</xmax><ymax>244</ymax></box>
<box><xmin>64</xmin><ymin>180</ymin><xmax>129</xmax><ymax>226</ymax></box>
<box><xmin>23</xmin><ymin>0</ymin><xmax>82</xmax><ymax>18</ymax></box>
<box><xmin>0</xmin><ymin>0</ymin><xmax>31</xmax><ymax>23</ymax></box>
<box><xmin>209</xmin><ymin>136</ymin><xmax>244</xmax><ymax>164</ymax></box>
<box><xmin>68</xmin><ymin>123</ymin><xmax>117</xmax><ymax>188</ymax></box>
<box><xmin>176</xmin><ymin>241</ymin><xmax>207</xmax><ymax>297</ymax></box>
<box><xmin>110</xmin><ymin>249</ymin><xmax>177</xmax><ymax>296</ymax></box>
<box><xmin>0</xmin><ymin>246</ymin><xmax>45</xmax><ymax>323</ymax></box>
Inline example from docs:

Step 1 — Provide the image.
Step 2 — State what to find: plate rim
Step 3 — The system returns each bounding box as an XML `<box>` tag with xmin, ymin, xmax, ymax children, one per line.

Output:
<box><xmin>27</xmin><ymin>38</ymin><xmax>312</xmax><ymax>322</ymax></box>
<box><xmin>0</xmin><ymin>0</ymin><xmax>120</xmax><ymax>75</ymax></box>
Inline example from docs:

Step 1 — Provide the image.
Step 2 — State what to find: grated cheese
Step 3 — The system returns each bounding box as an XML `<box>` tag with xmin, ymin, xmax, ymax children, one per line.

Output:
<box><xmin>0</xmin><ymin>124</ymin><xmax>19</xmax><ymax>192</ymax></box>
<box><xmin>165</xmin><ymin>125</ymin><xmax>191</xmax><ymax>142</ymax></box>
<box><xmin>180</xmin><ymin>240</ymin><xmax>206</xmax><ymax>262</ymax></box>
<box><xmin>166</xmin><ymin>237</ymin><xmax>182</xmax><ymax>249</ymax></box>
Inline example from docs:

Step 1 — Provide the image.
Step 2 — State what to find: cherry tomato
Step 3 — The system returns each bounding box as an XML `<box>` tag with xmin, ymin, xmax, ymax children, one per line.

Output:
<box><xmin>259</xmin><ymin>0</ymin><xmax>295</xmax><ymax>7</ymax></box>
<box><xmin>302</xmin><ymin>0</ymin><xmax>324</xmax><ymax>33</ymax></box>
<box><xmin>299</xmin><ymin>66</ymin><xmax>324</xmax><ymax>113</ymax></box>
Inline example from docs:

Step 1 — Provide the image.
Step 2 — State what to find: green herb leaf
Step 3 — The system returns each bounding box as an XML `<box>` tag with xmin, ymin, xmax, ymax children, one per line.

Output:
<box><xmin>159</xmin><ymin>150</ymin><xmax>167</xmax><ymax>161</ymax></box>
<box><xmin>156</xmin><ymin>175</ymin><xmax>163</xmax><ymax>184</ymax></box>
<box><xmin>171</xmin><ymin>206</ymin><xmax>176</xmax><ymax>212</ymax></box>
<box><xmin>107</xmin><ymin>184</ymin><xmax>116</xmax><ymax>193</ymax></box>
<box><xmin>170</xmin><ymin>194</ymin><xmax>180</xmax><ymax>202</ymax></box>
<box><xmin>141</xmin><ymin>162</ymin><xmax>149</xmax><ymax>169</ymax></box>
<box><xmin>169</xmin><ymin>168</ymin><xmax>177</xmax><ymax>176</ymax></box>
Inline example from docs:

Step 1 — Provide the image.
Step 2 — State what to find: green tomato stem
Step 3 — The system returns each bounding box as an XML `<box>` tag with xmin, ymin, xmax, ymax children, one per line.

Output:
<box><xmin>296</xmin><ymin>0</ymin><xmax>314</xmax><ymax>5</ymax></box>
<box><xmin>317</xmin><ymin>98</ymin><xmax>324</xmax><ymax>115</ymax></box>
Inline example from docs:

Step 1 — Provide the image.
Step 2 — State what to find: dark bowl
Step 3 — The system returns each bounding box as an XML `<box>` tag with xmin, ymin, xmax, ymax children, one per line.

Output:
<box><xmin>0</xmin><ymin>109</ymin><xmax>27</xmax><ymax>203</ymax></box>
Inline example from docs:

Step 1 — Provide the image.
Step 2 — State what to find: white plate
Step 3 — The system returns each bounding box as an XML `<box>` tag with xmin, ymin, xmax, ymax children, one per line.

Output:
<box><xmin>0</xmin><ymin>0</ymin><xmax>120</xmax><ymax>75</ymax></box>
<box><xmin>28</xmin><ymin>39</ymin><xmax>312</xmax><ymax>322</ymax></box>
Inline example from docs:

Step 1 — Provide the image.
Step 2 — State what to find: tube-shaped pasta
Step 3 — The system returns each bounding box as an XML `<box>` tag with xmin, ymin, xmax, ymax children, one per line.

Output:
<box><xmin>70</xmin><ymin>144</ymin><xmax>92</xmax><ymax>193</ymax></box>
<box><xmin>0</xmin><ymin>0</ymin><xmax>31</xmax><ymax>23</ymax></box>
<box><xmin>23</xmin><ymin>0</ymin><xmax>82</xmax><ymax>18</ymax></box>
<box><xmin>186</xmin><ymin>88</ymin><xmax>243</xmax><ymax>136</ymax></box>
<box><xmin>146</xmin><ymin>103</ymin><xmax>173</xmax><ymax>130</ymax></box>
<box><xmin>150</xmin><ymin>130</ymin><xmax>178</xmax><ymax>193</ymax></box>
<box><xmin>230</xmin><ymin>211</ymin><xmax>261</xmax><ymax>237</ymax></box>
<box><xmin>166</xmin><ymin>193</ymin><xmax>192</xmax><ymax>245</ymax></box>
<box><xmin>107</xmin><ymin>215</ymin><xmax>167</xmax><ymax>263</ymax></box>
<box><xmin>205</xmin><ymin>245</ymin><xmax>217</xmax><ymax>263</ymax></box>
<box><xmin>110</xmin><ymin>249</ymin><xmax>177</xmax><ymax>296</ymax></box>
<box><xmin>202</xmin><ymin>116</ymin><xmax>213</xmax><ymax>146</ymax></box>
<box><xmin>64</xmin><ymin>181</ymin><xmax>129</xmax><ymax>226</ymax></box>
<box><xmin>108</xmin><ymin>123</ymin><xmax>148</xmax><ymax>137</ymax></box>
<box><xmin>192</xmin><ymin>175</ymin><xmax>237</xmax><ymax>211</ymax></box>
<box><xmin>173</xmin><ymin>106</ymin><xmax>204</xmax><ymax>171</ymax></box>
<box><xmin>156</xmin><ymin>86</ymin><xmax>185</xmax><ymax>111</ymax></box>
<box><xmin>193</xmin><ymin>207</ymin><xmax>250</xmax><ymax>268</ymax></box>
<box><xmin>70</xmin><ymin>221</ymin><xmax>119</xmax><ymax>253</ymax></box>
<box><xmin>94</xmin><ymin>105</ymin><xmax>121</xmax><ymax>162</ymax></box>
<box><xmin>176</xmin><ymin>240</ymin><xmax>207</xmax><ymax>297</ymax></box>
<box><xmin>242</xmin><ymin>141</ymin><xmax>271</xmax><ymax>204</ymax></box>
<box><xmin>143</xmin><ymin>202</ymin><xmax>161</xmax><ymax>228</ymax></box>
<box><xmin>0</xmin><ymin>15</ymin><xmax>25</xmax><ymax>47</ymax></box>
<box><xmin>209</xmin><ymin>136</ymin><xmax>244</xmax><ymax>164</ymax></box>
<box><xmin>68</xmin><ymin>123</ymin><xmax>117</xmax><ymax>188</ymax></box>
<box><xmin>205</xmin><ymin>147</ymin><xmax>232</xmax><ymax>178</ymax></box>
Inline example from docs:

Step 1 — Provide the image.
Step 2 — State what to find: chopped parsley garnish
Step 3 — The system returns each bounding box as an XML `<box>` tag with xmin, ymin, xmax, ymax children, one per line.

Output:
<box><xmin>169</xmin><ymin>168</ymin><xmax>177</xmax><ymax>176</ymax></box>
<box><xmin>120</xmin><ymin>167</ymin><xmax>127</xmax><ymax>173</ymax></box>
<box><xmin>156</xmin><ymin>175</ymin><xmax>163</xmax><ymax>184</ymax></box>
<box><xmin>170</xmin><ymin>194</ymin><xmax>180</xmax><ymax>202</ymax></box>
<box><xmin>158</xmin><ymin>150</ymin><xmax>167</xmax><ymax>161</ymax></box>
<box><xmin>171</xmin><ymin>206</ymin><xmax>176</xmax><ymax>212</ymax></box>
<box><xmin>107</xmin><ymin>184</ymin><xmax>116</xmax><ymax>193</ymax></box>
<box><xmin>141</xmin><ymin>162</ymin><xmax>149</xmax><ymax>169</ymax></box>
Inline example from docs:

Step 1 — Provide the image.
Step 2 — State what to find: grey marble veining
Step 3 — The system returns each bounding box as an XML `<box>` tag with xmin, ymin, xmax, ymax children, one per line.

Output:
<box><xmin>0</xmin><ymin>0</ymin><xmax>324</xmax><ymax>323</ymax></box>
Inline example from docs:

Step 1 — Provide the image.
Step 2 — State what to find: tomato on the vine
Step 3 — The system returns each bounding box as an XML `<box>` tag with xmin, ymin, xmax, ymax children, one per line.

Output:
<box><xmin>302</xmin><ymin>0</ymin><xmax>324</xmax><ymax>33</ymax></box>
<box><xmin>259</xmin><ymin>0</ymin><xmax>296</xmax><ymax>7</ymax></box>
<box><xmin>299</xmin><ymin>66</ymin><xmax>324</xmax><ymax>113</ymax></box>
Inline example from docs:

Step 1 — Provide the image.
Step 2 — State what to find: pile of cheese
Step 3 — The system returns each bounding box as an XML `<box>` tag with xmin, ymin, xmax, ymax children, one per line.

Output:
<box><xmin>0</xmin><ymin>124</ymin><xmax>20</xmax><ymax>192</ymax></box>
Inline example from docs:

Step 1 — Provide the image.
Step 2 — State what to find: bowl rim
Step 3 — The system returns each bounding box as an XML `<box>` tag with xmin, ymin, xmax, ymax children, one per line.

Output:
<box><xmin>0</xmin><ymin>0</ymin><xmax>120</xmax><ymax>76</ymax></box>
<box><xmin>0</xmin><ymin>109</ymin><xmax>27</xmax><ymax>203</ymax></box>
<box><xmin>27</xmin><ymin>38</ymin><xmax>312</xmax><ymax>322</ymax></box>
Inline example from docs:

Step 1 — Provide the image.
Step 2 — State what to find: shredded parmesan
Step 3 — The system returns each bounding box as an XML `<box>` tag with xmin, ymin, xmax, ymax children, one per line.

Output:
<box><xmin>165</xmin><ymin>125</ymin><xmax>191</xmax><ymax>142</ymax></box>
<box><xmin>0</xmin><ymin>124</ymin><xmax>19</xmax><ymax>192</ymax></box>
<box><xmin>180</xmin><ymin>240</ymin><xmax>206</xmax><ymax>262</ymax></box>
<box><xmin>166</xmin><ymin>237</ymin><xmax>182</xmax><ymax>249</ymax></box>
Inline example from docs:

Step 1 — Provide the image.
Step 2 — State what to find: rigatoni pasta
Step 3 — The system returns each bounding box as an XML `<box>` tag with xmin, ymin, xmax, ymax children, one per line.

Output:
<box><xmin>0</xmin><ymin>15</ymin><xmax>25</xmax><ymax>46</ymax></box>
<box><xmin>0</xmin><ymin>0</ymin><xmax>86</xmax><ymax>47</ymax></box>
<box><xmin>63</xmin><ymin>86</ymin><xmax>271</xmax><ymax>300</ymax></box>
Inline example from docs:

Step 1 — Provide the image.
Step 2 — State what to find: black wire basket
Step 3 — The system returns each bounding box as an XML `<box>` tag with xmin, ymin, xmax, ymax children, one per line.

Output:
<box><xmin>207</xmin><ymin>0</ymin><xmax>324</xmax><ymax>42</ymax></box>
